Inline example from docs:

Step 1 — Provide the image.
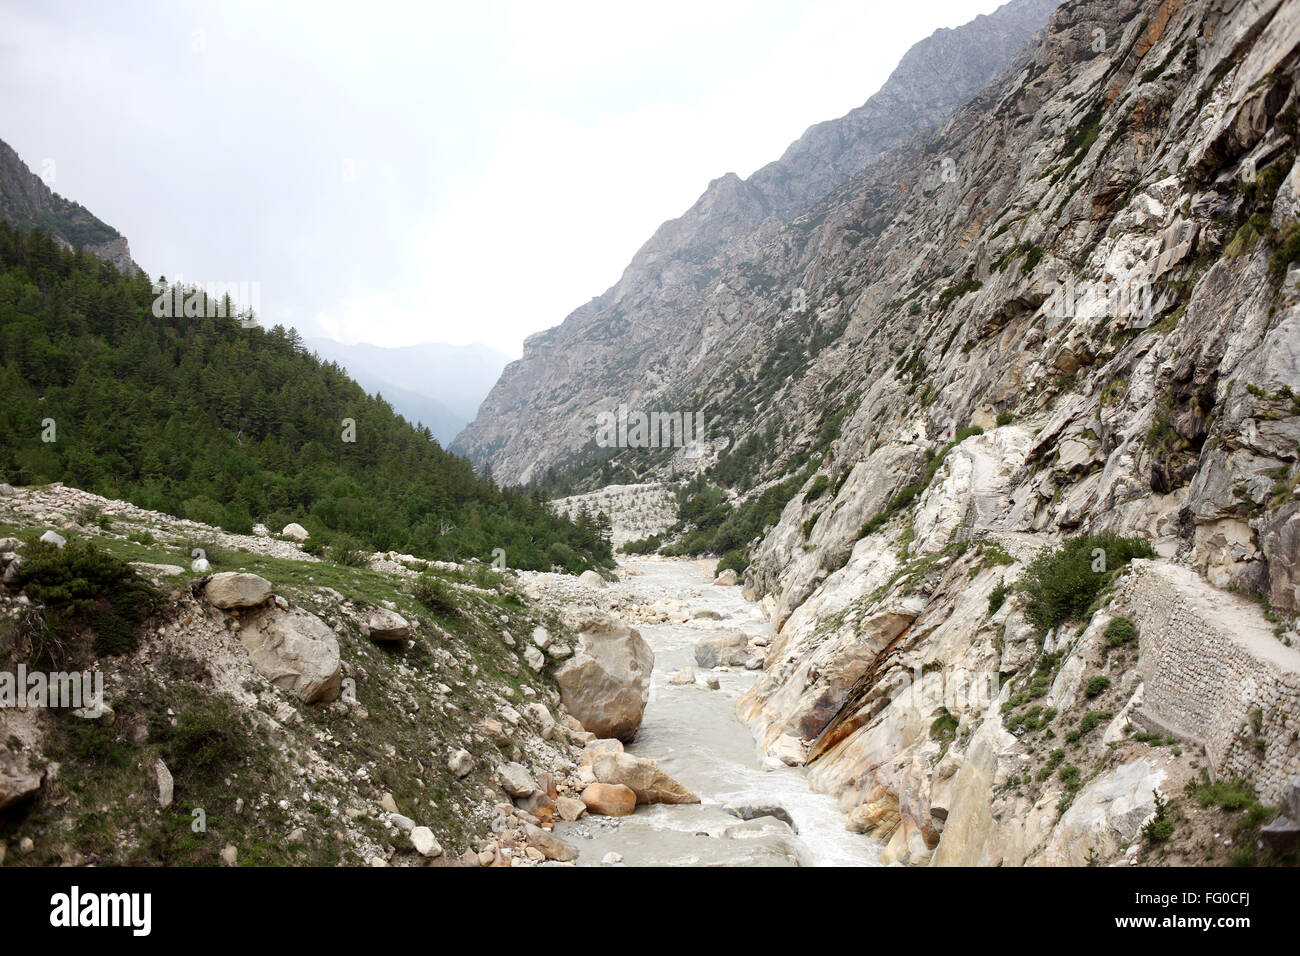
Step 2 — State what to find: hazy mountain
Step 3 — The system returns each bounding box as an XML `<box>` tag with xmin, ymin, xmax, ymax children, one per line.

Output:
<box><xmin>305</xmin><ymin>338</ymin><xmax>511</xmax><ymax>446</ymax></box>
<box><xmin>454</xmin><ymin>0</ymin><xmax>1062</xmax><ymax>483</ymax></box>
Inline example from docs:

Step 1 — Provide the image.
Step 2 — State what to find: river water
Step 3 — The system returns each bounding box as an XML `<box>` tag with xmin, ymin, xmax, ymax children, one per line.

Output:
<box><xmin>554</xmin><ymin>558</ymin><xmax>884</xmax><ymax>867</ymax></box>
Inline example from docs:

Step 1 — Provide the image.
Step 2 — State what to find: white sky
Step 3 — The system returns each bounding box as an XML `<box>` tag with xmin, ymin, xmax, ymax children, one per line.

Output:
<box><xmin>0</xmin><ymin>0</ymin><xmax>1010</xmax><ymax>357</ymax></box>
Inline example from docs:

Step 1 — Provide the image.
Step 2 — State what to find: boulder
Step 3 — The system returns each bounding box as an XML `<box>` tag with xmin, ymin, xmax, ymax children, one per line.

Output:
<box><xmin>0</xmin><ymin>538</ymin><xmax>20</xmax><ymax>554</ymax></box>
<box><xmin>498</xmin><ymin>762</ymin><xmax>538</xmax><ymax>798</ymax></box>
<box><xmin>524</xmin><ymin>823</ymin><xmax>578</xmax><ymax>862</ymax></box>
<box><xmin>281</xmin><ymin>523</ymin><xmax>310</xmax><ymax>541</ymax></box>
<box><xmin>0</xmin><ymin>750</ymin><xmax>41</xmax><ymax>811</ymax></box>
<box><xmin>477</xmin><ymin>718</ymin><xmax>512</xmax><ymax>747</ymax></box>
<box><xmin>155</xmin><ymin>759</ymin><xmax>174</xmax><ymax>809</ymax></box>
<box><xmin>363</xmin><ymin>608</ymin><xmax>410</xmax><ymax>642</ymax></box>
<box><xmin>411</xmin><ymin>826</ymin><xmax>443</xmax><ymax>858</ymax></box>
<box><xmin>0</xmin><ymin>483</ymin><xmax>15</xmax><ymax>496</ymax></box>
<box><xmin>531</xmin><ymin>626</ymin><xmax>551</xmax><ymax>648</ymax></box>
<box><xmin>554</xmin><ymin>616</ymin><xmax>653</xmax><ymax>742</ymax></box>
<box><xmin>204</xmin><ymin>572</ymin><xmax>273</xmax><ymax>609</ymax></box>
<box><xmin>668</xmin><ymin>666</ymin><xmax>695</xmax><ymax>685</ymax></box>
<box><xmin>713</xmin><ymin>568</ymin><xmax>739</xmax><ymax>586</ymax></box>
<box><xmin>556</xmin><ymin>796</ymin><xmax>587</xmax><ymax>821</ymax></box>
<box><xmin>694</xmin><ymin>629</ymin><xmax>750</xmax><ymax>668</ymax></box>
<box><xmin>590</xmin><ymin>751</ymin><xmax>699</xmax><ymax>805</ymax></box>
<box><xmin>238</xmin><ymin>606</ymin><xmax>342</xmax><ymax>703</ymax></box>
<box><xmin>724</xmin><ymin>800</ymin><xmax>797</xmax><ymax>833</ymax></box>
<box><xmin>579</xmin><ymin>782</ymin><xmax>638</xmax><ymax>816</ymax></box>
<box><xmin>578</xmin><ymin>570</ymin><xmax>606</xmax><ymax>588</ymax></box>
<box><xmin>38</xmin><ymin>530</ymin><xmax>66</xmax><ymax>550</ymax></box>
<box><xmin>447</xmin><ymin>749</ymin><xmax>474</xmax><ymax>778</ymax></box>
<box><xmin>523</xmin><ymin>644</ymin><xmax>545</xmax><ymax>671</ymax></box>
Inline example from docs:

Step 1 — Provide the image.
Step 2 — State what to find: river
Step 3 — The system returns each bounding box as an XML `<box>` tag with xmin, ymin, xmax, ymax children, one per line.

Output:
<box><xmin>553</xmin><ymin>558</ymin><xmax>884</xmax><ymax>866</ymax></box>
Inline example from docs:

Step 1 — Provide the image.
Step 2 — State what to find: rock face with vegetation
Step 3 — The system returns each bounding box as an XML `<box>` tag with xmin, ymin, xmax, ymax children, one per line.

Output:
<box><xmin>0</xmin><ymin>138</ymin><xmax>141</xmax><ymax>275</ymax></box>
<box><xmin>468</xmin><ymin>0</ymin><xmax>1300</xmax><ymax>866</ymax></box>
<box><xmin>0</xmin><ymin>483</ymin><xmax>608</xmax><ymax>866</ymax></box>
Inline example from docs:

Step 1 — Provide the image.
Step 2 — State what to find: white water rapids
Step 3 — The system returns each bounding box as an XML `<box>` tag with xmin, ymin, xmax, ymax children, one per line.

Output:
<box><xmin>553</xmin><ymin>558</ymin><xmax>884</xmax><ymax>867</ymax></box>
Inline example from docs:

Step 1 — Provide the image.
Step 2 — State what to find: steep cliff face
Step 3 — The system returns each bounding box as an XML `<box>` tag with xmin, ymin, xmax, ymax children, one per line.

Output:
<box><xmin>472</xmin><ymin>0</ymin><xmax>1300</xmax><ymax>865</ymax></box>
<box><xmin>718</xmin><ymin>0</ymin><xmax>1300</xmax><ymax>865</ymax></box>
<box><xmin>453</xmin><ymin>0</ymin><xmax>1062</xmax><ymax>482</ymax></box>
<box><xmin>0</xmin><ymin>138</ymin><xmax>142</xmax><ymax>275</ymax></box>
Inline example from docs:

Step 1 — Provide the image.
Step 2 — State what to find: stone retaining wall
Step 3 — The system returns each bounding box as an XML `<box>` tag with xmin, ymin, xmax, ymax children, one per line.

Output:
<box><xmin>1113</xmin><ymin>560</ymin><xmax>1300</xmax><ymax>802</ymax></box>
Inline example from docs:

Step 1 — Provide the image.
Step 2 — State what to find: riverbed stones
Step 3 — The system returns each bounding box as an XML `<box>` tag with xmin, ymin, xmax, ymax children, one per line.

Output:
<box><xmin>590</xmin><ymin>751</ymin><xmax>700</xmax><ymax>805</ymax></box>
<box><xmin>235</xmin><ymin>605</ymin><xmax>343</xmax><ymax>703</ymax></box>
<box><xmin>579</xmin><ymin>782</ymin><xmax>638</xmax><ymax>816</ymax></box>
<box><xmin>204</xmin><ymin>572</ymin><xmax>273</xmax><ymax>609</ymax></box>
<box><xmin>555</xmin><ymin>616</ymin><xmax>653</xmax><ymax>742</ymax></box>
<box><xmin>556</xmin><ymin>796</ymin><xmax>587</xmax><ymax>821</ymax></box>
<box><xmin>694</xmin><ymin>629</ymin><xmax>750</xmax><ymax>668</ymax></box>
<box><xmin>524</xmin><ymin>823</ymin><xmax>579</xmax><ymax>862</ymax></box>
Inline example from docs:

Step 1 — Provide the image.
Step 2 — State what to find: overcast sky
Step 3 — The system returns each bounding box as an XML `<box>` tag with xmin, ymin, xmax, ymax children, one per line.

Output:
<box><xmin>1</xmin><ymin>0</ymin><xmax>1010</xmax><ymax>356</ymax></box>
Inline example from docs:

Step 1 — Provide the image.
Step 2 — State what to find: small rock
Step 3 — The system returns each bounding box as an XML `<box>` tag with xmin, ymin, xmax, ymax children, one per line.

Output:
<box><xmin>155</xmin><ymin>759</ymin><xmax>174</xmax><ymax>809</ymax></box>
<box><xmin>668</xmin><ymin>666</ymin><xmax>695</xmax><ymax>685</ymax></box>
<box><xmin>600</xmin><ymin>851</ymin><xmax>624</xmax><ymax>865</ymax></box>
<box><xmin>499</xmin><ymin>762</ymin><xmax>538</xmax><ymax>798</ymax></box>
<box><xmin>448</xmin><ymin>749</ymin><xmax>474</xmax><ymax>778</ymax></box>
<box><xmin>411</xmin><ymin>826</ymin><xmax>443</xmax><ymax>858</ymax></box>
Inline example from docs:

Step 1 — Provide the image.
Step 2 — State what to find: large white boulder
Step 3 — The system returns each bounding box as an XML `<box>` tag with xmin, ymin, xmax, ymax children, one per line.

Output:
<box><xmin>238</xmin><ymin>606</ymin><xmax>342</xmax><ymax>703</ymax></box>
<box><xmin>590</xmin><ymin>751</ymin><xmax>699</xmax><ymax>805</ymax></box>
<box><xmin>363</xmin><ymin>608</ymin><xmax>410</xmax><ymax>642</ymax></box>
<box><xmin>554</xmin><ymin>616</ymin><xmax>653</xmax><ymax>742</ymax></box>
<box><xmin>204</xmin><ymin>572</ymin><xmax>273</xmax><ymax>609</ymax></box>
<box><xmin>281</xmin><ymin>523</ymin><xmax>310</xmax><ymax>542</ymax></box>
<box><xmin>694</xmin><ymin>629</ymin><xmax>750</xmax><ymax>668</ymax></box>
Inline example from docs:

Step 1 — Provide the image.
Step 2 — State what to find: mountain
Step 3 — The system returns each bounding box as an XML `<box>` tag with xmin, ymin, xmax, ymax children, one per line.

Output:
<box><xmin>306</xmin><ymin>338</ymin><xmax>510</xmax><ymax>446</ymax></box>
<box><xmin>453</xmin><ymin>0</ymin><xmax>1062</xmax><ymax>484</ymax></box>
<box><xmin>461</xmin><ymin>0</ymin><xmax>1300</xmax><ymax>865</ymax></box>
<box><xmin>0</xmin><ymin>137</ymin><xmax>142</xmax><ymax>276</ymax></box>
<box><xmin>0</xmin><ymin>224</ymin><xmax>611</xmax><ymax>572</ymax></box>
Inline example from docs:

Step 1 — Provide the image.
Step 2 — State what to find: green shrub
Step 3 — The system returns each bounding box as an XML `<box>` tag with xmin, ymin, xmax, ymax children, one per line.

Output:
<box><xmin>1105</xmin><ymin>616</ymin><xmax>1137</xmax><ymax>647</ymax></box>
<box><xmin>1018</xmin><ymin>533</ymin><xmax>1154</xmax><ymax>631</ymax></box>
<box><xmin>1085</xmin><ymin>675</ymin><xmax>1111</xmax><ymax>698</ymax></box>
<box><xmin>1143</xmin><ymin>791</ymin><xmax>1175</xmax><ymax>844</ymax></box>
<box><xmin>996</xmin><ymin>411</ymin><xmax>1014</xmax><ymax>427</ymax></box>
<box><xmin>930</xmin><ymin>707</ymin><xmax>959</xmax><ymax>744</ymax></box>
<box><xmin>804</xmin><ymin>474</ymin><xmax>831</xmax><ymax>503</ymax></box>
<box><xmin>988</xmin><ymin>583</ymin><xmax>1009</xmax><ymax>616</ymax></box>
<box><xmin>715</xmin><ymin>550</ymin><xmax>748</xmax><ymax>578</ymax></box>
<box><xmin>413</xmin><ymin>575</ymin><xmax>457</xmax><ymax>616</ymax></box>
<box><xmin>1078</xmin><ymin>709</ymin><xmax>1113</xmax><ymax>735</ymax></box>
<box><xmin>327</xmin><ymin>535</ymin><xmax>369</xmax><ymax>567</ymax></box>
<box><xmin>11</xmin><ymin>537</ymin><xmax>157</xmax><ymax>666</ymax></box>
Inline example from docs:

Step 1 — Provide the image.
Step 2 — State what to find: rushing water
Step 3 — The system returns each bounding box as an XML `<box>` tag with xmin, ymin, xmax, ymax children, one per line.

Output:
<box><xmin>554</xmin><ymin>558</ymin><xmax>884</xmax><ymax>867</ymax></box>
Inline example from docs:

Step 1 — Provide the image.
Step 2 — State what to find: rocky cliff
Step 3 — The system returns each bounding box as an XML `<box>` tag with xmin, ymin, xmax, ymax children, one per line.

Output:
<box><xmin>0</xmin><ymin>138</ymin><xmax>142</xmax><ymax>276</ymax></box>
<box><xmin>471</xmin><ymin>0</ymin><xmax>1300</xmax><ymax>865</ymax></box>
<box><xmin>453</xmin><ymin>0</ymin><xmax>1062</xmax><ymax>482</ymax></box>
